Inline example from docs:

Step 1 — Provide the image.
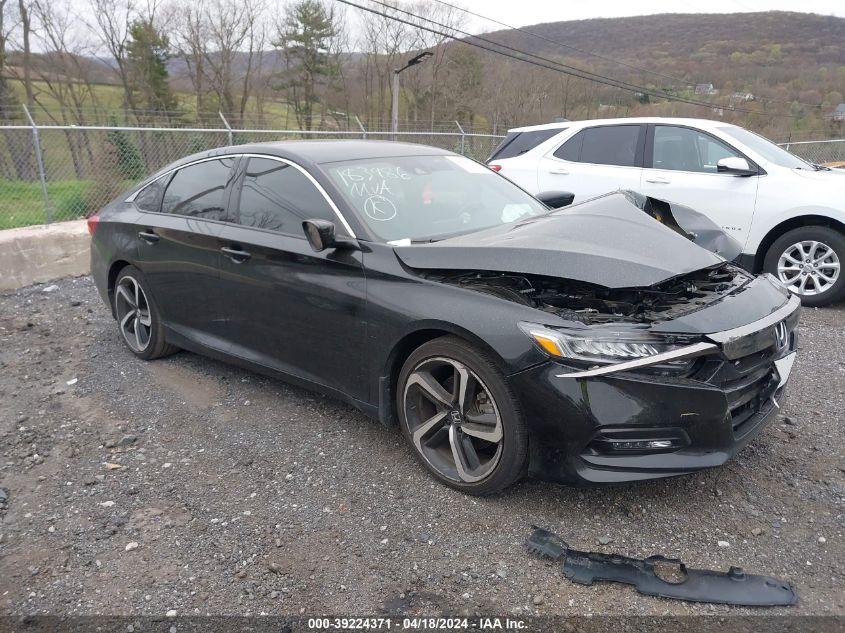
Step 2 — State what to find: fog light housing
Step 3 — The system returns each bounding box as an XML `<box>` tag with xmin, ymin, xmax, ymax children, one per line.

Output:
<box><xmin>587</xmin><ymin>427</ymin><xmax>690</xmax><ymax>454</ymax></box>
<box><xmin>611</xmin><ymin>439</ymin><xmax>675</xmax><ymax>451</ymax></box>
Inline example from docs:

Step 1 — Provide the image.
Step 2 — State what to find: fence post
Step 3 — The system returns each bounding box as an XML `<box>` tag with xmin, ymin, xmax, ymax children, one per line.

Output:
<box><xmin>22</xmin><ymin>104</ymin><xmax>53</xmax><ymax>224</ymax></box>
<box><xmin>354</xmin><ymin>115</ymin><xmax>367</xmax><ymax>140</ymax></box>
<box><xmin>218</xmin><ymin>111</ymin><xmax>234</xmax><ymax>145</ymax></box>
<box><xmin>455</xmin><ymin>120</ymin><xmax>466</xmax><ymax>155</ymax></box>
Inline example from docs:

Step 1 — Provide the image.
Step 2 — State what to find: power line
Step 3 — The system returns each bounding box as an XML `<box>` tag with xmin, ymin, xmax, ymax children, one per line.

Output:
<box><xmin>341</xmin><ymin>0</ymin><xmax>802</xmax><ymax>119</ymax></box>
<box><xmin>432</xmin><ymin>0</ymin><xmax>821</xmax><ymax>109</ymax></box>
<box><xmin>357</xmin><ymin>0</ymin><xmax>689</xmax><ymax>101</ymax></box>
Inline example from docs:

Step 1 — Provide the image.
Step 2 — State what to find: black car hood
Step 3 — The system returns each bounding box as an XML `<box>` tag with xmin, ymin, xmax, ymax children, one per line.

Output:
<box><xmin>394</xmin><ymin>191</ymin><xmax>727</xmax><ymax>289</ymax></box>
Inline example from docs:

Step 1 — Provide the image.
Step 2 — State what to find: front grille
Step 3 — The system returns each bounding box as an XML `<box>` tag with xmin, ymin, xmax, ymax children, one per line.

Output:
<box><xmin>694</xmin><ymin>344</ymin><xmax>782</xmax><ymax>437</ymax></box>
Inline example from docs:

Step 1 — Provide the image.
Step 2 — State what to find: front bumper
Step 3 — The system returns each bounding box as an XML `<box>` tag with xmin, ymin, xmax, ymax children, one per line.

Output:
<box><xmin>509</xmin><ymin>295</ymin><xmax>800</xmax><ymax>485</ymax></box>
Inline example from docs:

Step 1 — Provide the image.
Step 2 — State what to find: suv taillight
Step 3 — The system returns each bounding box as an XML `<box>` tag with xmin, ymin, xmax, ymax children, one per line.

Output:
<box><xmin>87</xmin><ymin>214</ymin><xmax>100</xmax><ymax>235</ymax></box>
<box><xmin>489</xmin><ymin>164</ymin><xmax>502</xmax><ymax>172</ymax></box>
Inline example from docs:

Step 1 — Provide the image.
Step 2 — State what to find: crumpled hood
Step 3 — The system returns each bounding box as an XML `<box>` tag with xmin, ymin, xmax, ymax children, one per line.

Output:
<box><xmin>394</xmin><ymin>191</ymin><xmax>725</xmax><ymax>289</ymax></box>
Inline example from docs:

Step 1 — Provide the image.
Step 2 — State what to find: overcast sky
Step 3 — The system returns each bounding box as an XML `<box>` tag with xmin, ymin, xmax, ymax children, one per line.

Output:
<box><xmin>452</xmin><ymin>0</ymin><xmax>844</xmax><ymax>31</ymax></box>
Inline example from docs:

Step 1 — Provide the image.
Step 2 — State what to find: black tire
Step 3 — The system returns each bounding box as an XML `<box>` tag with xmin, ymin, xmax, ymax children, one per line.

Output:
<box><xmin>113</xmin><ymin>265</ymin><xmax>178</xmax><ymax>360</ymax></box>
<box><xmin>397</xmin><ymin>336</ymin><xmax>528</xmax><ymax>496</ymax></box>
<box><xmin>763</xmin><ymin>226</ymin><xmax>845</xmax><ymax>307</ymax></box>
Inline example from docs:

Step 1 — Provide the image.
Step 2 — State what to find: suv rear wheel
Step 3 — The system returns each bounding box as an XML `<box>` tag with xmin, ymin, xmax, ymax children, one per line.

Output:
<box><xmin>764</xmin><ymin>226</ymin><xmax>845</xmax><ymax>307</ymax></box>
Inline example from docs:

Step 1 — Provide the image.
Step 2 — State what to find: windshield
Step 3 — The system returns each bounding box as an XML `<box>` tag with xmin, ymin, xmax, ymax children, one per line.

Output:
<box><xmin>718</xmin><ymin>126</ymin><xmax>813</xmax><ymax>169</ymax></box>
<box><xmin>321</xmin><ymin>154</ymin><xmax>548</xmax><ymax>242</ymax></box>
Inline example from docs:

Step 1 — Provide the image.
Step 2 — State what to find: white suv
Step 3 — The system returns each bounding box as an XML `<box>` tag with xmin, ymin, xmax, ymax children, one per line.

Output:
<box><xmin>489</xmin><ymin>118</ymin><xmax>845</xmax><ymax>306</ymax></box>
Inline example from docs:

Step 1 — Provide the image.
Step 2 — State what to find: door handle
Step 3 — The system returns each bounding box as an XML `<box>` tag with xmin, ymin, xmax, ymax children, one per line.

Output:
<box><xmin>138</xmin><ymin>230</ymin><xmax>160</xmax><ymax>244</ymax></box>
<box><xmin>548</xmin><ymin>168</ymin><xmax>569</xmax><ymax>175</ymax></box>
<box><xmin>645</xmin><ymin>177</ymin><xmax>671</xmax><ymax>184</ymax></box>
<box><xmin>221</xmin><ymin>246</ymin><xmax>252</xmax><ymax>263</ymax></box>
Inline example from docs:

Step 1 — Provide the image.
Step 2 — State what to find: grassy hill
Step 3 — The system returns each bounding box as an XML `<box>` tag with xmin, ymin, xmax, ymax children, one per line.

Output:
<box><xmin>472</xmin><ymin>11</ymin><xmax>845</xmax><ymax>138</ymax></box>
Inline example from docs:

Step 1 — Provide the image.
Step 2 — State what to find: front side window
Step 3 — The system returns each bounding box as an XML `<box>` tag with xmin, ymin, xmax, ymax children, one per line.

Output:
<box><xmin>553</xmin><ymin>125</ymin><xmax>640</xmax><ymax>167</ymax></box>
<box><xmin>234</xmin><ymin>157</ymin><xmax>336</xmax><ymax>234</ymax></box>
<box><xmin>321</xmin><ymin>154</ymin><xmax>548</xmax><ymax>242</ymax></box>
<box><xmin>161</xmin><ymin>158</ymin><xmax>237</xmax><ymax>219</ymax></box>
<box><xmin>652</xmin><ymin>126</ymin><xmax>739</xmax><ymax>173</ymax></box>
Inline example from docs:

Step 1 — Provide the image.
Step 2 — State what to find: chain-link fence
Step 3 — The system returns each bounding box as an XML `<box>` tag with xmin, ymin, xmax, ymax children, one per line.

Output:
<box><xmin>3</xmin><ymin>115</ymin><xmax>844</xmax><ymax>230</ymax></box>
<box><xmin>777</xmin><ymin>140</ymin><xmax>845</xmax><ymax>165</ymax></box>
<box><xmin>0</xmin><ymin>118</ymin><xmax>505</xmax><ymax>229</ymax></box>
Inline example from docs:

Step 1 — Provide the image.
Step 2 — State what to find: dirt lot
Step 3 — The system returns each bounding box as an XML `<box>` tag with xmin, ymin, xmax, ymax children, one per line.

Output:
<box><xmin>0</xmin><ymin>275</ymin><xmax>843</xmax><ymax>618</ymax></box>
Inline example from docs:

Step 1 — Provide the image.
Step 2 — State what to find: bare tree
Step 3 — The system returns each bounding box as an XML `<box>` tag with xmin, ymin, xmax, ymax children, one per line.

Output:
<box><xmin>356</xmin><ymin>0</ymin><xmax>418</xmax><ymax>129</ymax></box>
<box><xmin>201</xmin><ymin>0</ymin><xmax>266</xmax><ymax>126</ymax></box>
<box><xmin>15</xmin><ymin>0</ymin><xmax>33</xmax><ymax>109</ymax></box>
<box><xmin>169</xmin><ymin>4</ymin><xmax>209</xmax><ymax>121</ymax></box>
<box><xmin>27</xmin><ymin>0</ymin><xmax>102</xmax><ymax>175</ymax></box>
<box><xmin>88</xmin><ymin>0</ymin><xmax>140</xmax><ymax>118</ymax></box>
<box><xmin>0</xmin><ymin>0</ymin><xmax>35</xmax><ymax>179</ymax></box>
<box><xmin>405</xmin><ymin>0</ymin><xmax>467</xmax><ymax>127</ymax></box>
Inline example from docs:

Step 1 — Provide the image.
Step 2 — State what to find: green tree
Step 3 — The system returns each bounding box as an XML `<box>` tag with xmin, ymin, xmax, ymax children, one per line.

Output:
<box><xmin>106</xmin><ymin>120</ymin><xmax>145</xmax><ymax>180</ymax></box>
<box><xmin>126</xmin><ymin>18</ymin><xmax>178</xmax><ymax>120</ymax></box>
<box><xmin>274</xmin><ymin>0</ymin><xmax>340</xmax><ymax>132</ymax></box>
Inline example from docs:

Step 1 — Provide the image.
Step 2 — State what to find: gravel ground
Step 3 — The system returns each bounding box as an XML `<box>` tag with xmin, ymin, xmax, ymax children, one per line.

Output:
<box><xmin>0</xmin><ymin>275</ymin><xmax>843</xmax><ymax>618</ymax></box>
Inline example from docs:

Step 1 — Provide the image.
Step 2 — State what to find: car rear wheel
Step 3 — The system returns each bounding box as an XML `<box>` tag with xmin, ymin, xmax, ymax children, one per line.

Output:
<box><xmin>397</xmin><ymin>336</ymin><xmax>527</xmax><ymax>495</ymax></box>
<box><xmin>764</xmin><ymin>226</ymin><xmax>845</xmax><ymax>307</ymax></box>
<box><xmin>113</xmin><ymin>266</ymin><xmax>178</xmax><ymax>360</ymax></box>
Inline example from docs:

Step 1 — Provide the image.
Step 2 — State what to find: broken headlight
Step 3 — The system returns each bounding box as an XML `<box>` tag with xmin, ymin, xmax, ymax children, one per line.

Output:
<box><xmin>518</xmin><ymin>322</ymin><xmax>690</xmax><ymax>368</ymax></box>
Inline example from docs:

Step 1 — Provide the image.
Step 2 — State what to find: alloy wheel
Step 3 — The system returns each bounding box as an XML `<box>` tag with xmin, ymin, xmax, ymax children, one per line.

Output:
<box><xmin>777</xmin><ymin>240</ymin><xmax>840</xmax><ymax>296</ymax></box>
<box><xmin>403</xmin><ymin>356</ymin><xmax>504</xmax><ymax>483</ymax></box>
<box><xmin>115</xmin><ymin>275</ymin><xmax>152</xmax><ymax>352</ymax></box>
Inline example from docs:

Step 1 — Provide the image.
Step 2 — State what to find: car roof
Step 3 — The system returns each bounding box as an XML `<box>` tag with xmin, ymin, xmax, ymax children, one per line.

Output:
<box><xmin>506</xmin><ymin>117</ymin><xmax>736</xmax><ymax>134</ymax></box>
<box><xmin>205</xmin><ymin>139</ymin><xmax>454</xmax><ymax>165</ymax></box>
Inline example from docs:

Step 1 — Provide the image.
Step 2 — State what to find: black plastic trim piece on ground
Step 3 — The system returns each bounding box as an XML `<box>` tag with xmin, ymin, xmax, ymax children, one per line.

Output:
<box><xmin>527</xmin><ymin>527</ymin><xmax>798</xmax><ymax>607</ymax></box>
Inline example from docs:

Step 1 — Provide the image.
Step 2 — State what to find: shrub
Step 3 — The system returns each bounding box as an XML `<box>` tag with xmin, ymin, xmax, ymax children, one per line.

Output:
<box><xmin>105</xmin><ymin>128</ymin><xmax>145</xmax><ymax>180</ymax></box>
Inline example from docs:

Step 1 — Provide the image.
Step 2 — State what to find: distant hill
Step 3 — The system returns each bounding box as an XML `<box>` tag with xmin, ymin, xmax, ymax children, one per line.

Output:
<box><xmin>456</xmin><ymin>11</ymin><xmax>845</xmax><ymax>138</ymax></box>
<box><xmin>483</xmin><ymin>11</ymin><xmax>844</xmax><ymax>68</ymax></box>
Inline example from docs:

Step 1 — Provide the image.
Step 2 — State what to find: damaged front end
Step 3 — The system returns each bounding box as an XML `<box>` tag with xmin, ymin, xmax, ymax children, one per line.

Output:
<box><xmin>395</xmin><ymin>190</ymin><xmax>801</xmax><ymax>484</ymax></box>
<box><xmin>423</xmin><ymin>262</ymin><xmax>751</xmax><ymax>326</ymax></box>
<box><xmin>415</xmin><ymin>264</ymin><xmax>800</xmax><ymax>485</ymax></box>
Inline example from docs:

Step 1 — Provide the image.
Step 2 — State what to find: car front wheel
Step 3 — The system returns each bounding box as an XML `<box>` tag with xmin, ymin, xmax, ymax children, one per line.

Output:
<box><xmin>397</xmin><ymin>336</ymin><xmax>528</xmax><ymax>495</ymax></box>
<box><xmin>764</xmin><ymin>226</ymin><xmax>845</xmax><ymax>307</ymax></box>
<box><xmin>113</xmin><ymin>265</ymin><xmax>178</xmax><ymax>360</ymax></box>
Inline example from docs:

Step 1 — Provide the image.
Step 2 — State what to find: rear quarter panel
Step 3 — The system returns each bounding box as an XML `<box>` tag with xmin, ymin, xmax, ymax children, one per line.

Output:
<box><xmin>90</xmin><ymin>201</ymin><xmax>142</xmax><ymax>312</ymax></box>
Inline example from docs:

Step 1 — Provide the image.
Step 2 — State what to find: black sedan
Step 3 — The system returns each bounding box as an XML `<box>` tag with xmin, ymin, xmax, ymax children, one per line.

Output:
<box><xmin>89</xmin><ymin>141</ymin><xmax>800</xmax><ymax>495</ymax></box>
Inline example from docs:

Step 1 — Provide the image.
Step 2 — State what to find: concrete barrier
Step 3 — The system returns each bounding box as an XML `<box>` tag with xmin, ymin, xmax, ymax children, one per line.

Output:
<box><xmin>0</xmin><ymin>220</ymin><xmax>90</xmax><ymax>291</ymax></box>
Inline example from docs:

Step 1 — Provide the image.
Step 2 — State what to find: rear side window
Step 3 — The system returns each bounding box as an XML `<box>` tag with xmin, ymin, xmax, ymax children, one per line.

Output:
<box><xmin>554</xmin><ymin>125</ymin><xmax>640</xmax><ymax>167</ymax></box>
<box><xmin>489</xmin><ymin>128</ymin><xmax>563</xmax><ymax>161</ymax></box>
<box><xmin>161</xmin><ymin>158</ymin><xmax>237</xmax><ymax>220</ymax></box>
<box><xmin>134</xmin><ymin>178</ymin><xmax>166</xmax><ymax>213</ymax></box>
<box><xmin>234</xmin><ymin>157</ymin><xmax>336</xmax><ymax>234</ymax></box>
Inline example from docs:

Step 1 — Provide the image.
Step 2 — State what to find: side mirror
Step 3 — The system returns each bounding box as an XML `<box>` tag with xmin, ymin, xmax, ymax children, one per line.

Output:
<box><xmin>717</xmin><ymin>156</ymin><xmax>757</xmax><ymax>176</ymax></box>
<box><xmin>302</xmin><ymin>219</ymin><xmax>357</xmax><ymax>253</ymax></box>
<box><xmin>536</xmin><ymin>190</ymin><xmax>575</xmax><ymax>209</ymax></box>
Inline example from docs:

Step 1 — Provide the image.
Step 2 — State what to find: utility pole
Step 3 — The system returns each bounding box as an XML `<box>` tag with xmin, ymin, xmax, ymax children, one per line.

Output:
<box><xmin>391</xmin><ymin>51</ymin><xmax>433</xmax><ymax>141</ymax></box>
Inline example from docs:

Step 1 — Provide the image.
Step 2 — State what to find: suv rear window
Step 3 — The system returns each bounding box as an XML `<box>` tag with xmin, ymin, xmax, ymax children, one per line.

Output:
<box><xmin>553</xmin><ymin>125</ymin><xmax>640</xmax><ymax>167</ymax></box>
<box><xmin>488</xmin><ymin>128</ymin><xmax>563</xmax><ymax>161</ymax></box>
